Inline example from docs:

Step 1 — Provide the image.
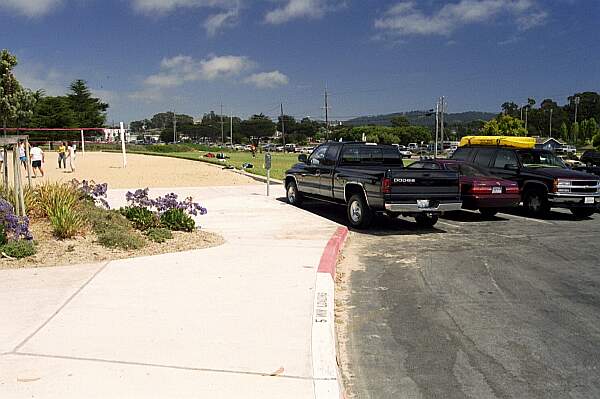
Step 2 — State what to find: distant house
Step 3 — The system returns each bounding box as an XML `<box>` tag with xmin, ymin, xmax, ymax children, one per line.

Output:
<box><xmin>534</xmin><ymin>137</ymin><xmax>565</xmax><ymax>152</ymax></box>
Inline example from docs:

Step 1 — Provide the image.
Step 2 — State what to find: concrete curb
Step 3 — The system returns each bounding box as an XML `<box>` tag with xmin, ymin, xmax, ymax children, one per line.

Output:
<box><xmin>312</xmin><ymin>226</ymin><xmax>349</xmax><ymax>399</ymax></box>
<box><xmin>228</xmin><ymin>168</ymin><xmax>284</xmax><ymax>185</ymax></box>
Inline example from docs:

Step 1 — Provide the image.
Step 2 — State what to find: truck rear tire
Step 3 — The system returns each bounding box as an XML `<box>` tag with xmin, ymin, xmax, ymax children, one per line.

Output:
<box><xmin>414</xmin><ymin>213</ymin><xmax>439</xmax><ymax>228</ymax></box>
<box><xmin>523</xmin><ymin>188</ymin><xmax>550</xmax><ymax>218</ymax></box>
<box><xmin>286</xmin><ymin>180</ymin><xmax>303</xmax><ymax>206</ymax></box>
<box><xmin>570</xmin><ymin>207</ymin><xmax>595</xmax><ymax>219</ymax></box>
<box><xmin>347</xmin><ymin>194</ymin><xmax>373</xmax><ymax>229</ymax></box>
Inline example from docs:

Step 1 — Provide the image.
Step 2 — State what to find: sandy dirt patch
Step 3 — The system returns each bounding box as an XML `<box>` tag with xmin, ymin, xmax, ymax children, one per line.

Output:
<box><xmin>0</xmin><ymin>219</ymin><xmax>224</xmax><ymax>270</ymax></box>
<box><xmin>17</xmin><ymin>151</ymin><xmax>255</xmax><ymax>189</ymax></box>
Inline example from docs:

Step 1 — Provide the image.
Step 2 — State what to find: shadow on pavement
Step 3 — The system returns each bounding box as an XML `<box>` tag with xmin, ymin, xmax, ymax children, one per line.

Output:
<box><xmin>501</xmin><ymin>206</ymin><xmax>594</xmax><ymax>222</ymax></box>
<box><xmin>441</xmin><ymin>210</ymin><xmax>511</xmax><ymax>223</ymax></box>
<box><xmin>276</xmin><ymin>197</ymin><xmax>450</xmax><ymax>236</ymax></box>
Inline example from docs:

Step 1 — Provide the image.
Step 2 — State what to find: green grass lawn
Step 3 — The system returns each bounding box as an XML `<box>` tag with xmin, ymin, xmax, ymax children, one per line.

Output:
<box><xmin>111</xmin><ymin>148</ymin><xmax>415</xmax><ymax>181</ymax></box>
<box><xmin>157</xmin><ymin>151</ymin><xmax>299</xmax><ymax>180</ymax></box>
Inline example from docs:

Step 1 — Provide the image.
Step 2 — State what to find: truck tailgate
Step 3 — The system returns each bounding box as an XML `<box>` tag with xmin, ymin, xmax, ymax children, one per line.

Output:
<box><xmin>387</xmin><ymin>169</ymin><xmax>460</xmax><ymax>201</ymax></box>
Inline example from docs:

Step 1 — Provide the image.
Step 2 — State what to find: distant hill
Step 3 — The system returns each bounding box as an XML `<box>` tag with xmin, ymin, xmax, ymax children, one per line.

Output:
<box><xmin>343</xmin><ymin>111</ymin><xmax>497</xmax><ymax>127</ymax></box>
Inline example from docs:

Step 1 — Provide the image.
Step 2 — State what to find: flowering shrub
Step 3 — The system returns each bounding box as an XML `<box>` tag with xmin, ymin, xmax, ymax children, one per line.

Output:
<box><xmin>0</xmin><ymin>198</ymin><xmax>33</xmax><ymax>241</ymax></box>
<box><xmin>71</xmin><ymin>179</ymin><xmax>109</xmax><ymax>209</ymax></box>
<box><xmin>125</xmin><ymin>189</ymin><xmax>207</xmax><ymax>217</ymax></box>
<box><xmin>124</xmin><ymin>188</ymin><xmax>207</xmax><ymax>232</ymax></box>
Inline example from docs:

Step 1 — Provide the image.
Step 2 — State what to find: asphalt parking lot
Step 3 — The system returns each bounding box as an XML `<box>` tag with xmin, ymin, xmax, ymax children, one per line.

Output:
<box><xmin>296</xmin><ymin>200</ymin><xmax>600</xmax><ymax>399</ymax></box>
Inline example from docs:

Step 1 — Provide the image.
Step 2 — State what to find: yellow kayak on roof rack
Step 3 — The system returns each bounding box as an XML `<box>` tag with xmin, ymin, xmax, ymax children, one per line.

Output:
<box><xmin>459</xmin><ymin>136</ymin><xmax>536</xmax><ymax>149</ymax></box>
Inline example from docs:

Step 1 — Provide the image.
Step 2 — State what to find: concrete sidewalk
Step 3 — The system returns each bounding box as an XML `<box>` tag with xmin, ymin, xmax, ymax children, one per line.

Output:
<box><xmin>0</xmin><ymin>185</ymin><xmax>340</xmax><ymax>398</ymax></box>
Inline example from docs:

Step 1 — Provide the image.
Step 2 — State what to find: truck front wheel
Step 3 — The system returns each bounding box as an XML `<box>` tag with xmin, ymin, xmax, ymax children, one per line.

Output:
<box><xmin>286</xmin><ymin>180</ymin><xmax>303</xmax><ymax>206</ymax></box>
<box><xmin>414</xmin><ymin>213</ymin><xmax>439</xmax><ymax>228</ymax></box>
<box><xmin>523</xmin><ymin>188</ymin><xmax>550</xmax><ymax>218</ymax></box>
<box><xmin>347</xmin><ymin>194</ymin><xmax>373</xmax><ymax>229</ymax></box>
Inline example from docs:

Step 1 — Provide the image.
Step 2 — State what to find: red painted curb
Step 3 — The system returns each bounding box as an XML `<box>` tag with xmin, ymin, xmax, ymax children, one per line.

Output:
<box><xmin>317</xmin><ymin>227</ymin><xmax>349</xmax><ymax>279</ymax></box>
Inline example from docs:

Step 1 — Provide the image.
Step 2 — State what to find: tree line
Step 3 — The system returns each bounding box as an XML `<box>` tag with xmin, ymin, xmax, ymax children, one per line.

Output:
<box><xmin>495</xmin><ymin>93</ymin><xmax>600</xmax><ymax>144</ymax></box>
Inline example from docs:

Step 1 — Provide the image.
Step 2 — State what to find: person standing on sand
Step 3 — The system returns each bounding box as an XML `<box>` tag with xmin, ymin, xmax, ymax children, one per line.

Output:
<box><xmin>67</xmin><ymin>141</ymin><xmax>76</xmax><ymax>173</ymax></box>
<box><xmin>30</xmin><ymin>143</ymin><xmax>45</xmax><ymax>178</ymax></box>
<box><xmin>18</xmin><ymin>141</ymin><xmax>28</xmax><ymax>172</ymax></box>
<box><xmin>57</xmin><ymin>142</ymin><xmax>67</xmax><ymax>169</ymax></box>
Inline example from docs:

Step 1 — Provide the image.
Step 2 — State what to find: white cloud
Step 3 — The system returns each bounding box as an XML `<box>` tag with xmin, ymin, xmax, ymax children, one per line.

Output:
<box><xmin>143</xmin><ymin>54</ymin><xmax>254</xmax><ymax>88</ymax></box>
<box><xmin>244</xmin><ymin>71</ymin><xmax>289</xmax><ymax>89</ymax></box>
<box><xmin>204</xmin><ymin>7</ymin><xmax>239</xmax><ymax>36</ymax></box>
<box><xmin>128</xmin><ymin>88</ymin><xmax>164</xmax><ymax>103</ymax></box>
<box><xmin>0</xmin><ymin>0</ymin><xmax>62</xmax><ymax>17</ymax></box>
<box><xmin>265</xmin><ymin>0</ymin><xmax>340</xmax><ymax>24</ymax></box>
<box><xmin>14</xmin><ymin>66</ymin><xmax>66</xmax><ymax>95</ymax></box>
<box><xmin>375</xmin><ymin>0</ymin><xmax>547</xmax><ymax>37</ymax></box>
<box><xmin>130</xmin><ymin>0</ymin><xmax>238</xmax><ymax>14</ymax></box>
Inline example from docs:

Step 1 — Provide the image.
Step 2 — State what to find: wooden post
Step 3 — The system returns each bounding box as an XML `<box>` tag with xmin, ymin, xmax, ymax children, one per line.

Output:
<box><xmin>12</xmin><ymin>146</ymin><xmax>20</xmax><ymax>216</ymax></box>
<box><xmin>3</xmin><ymin>147</ymin><xmax>7</xmax><ymax>196</ymax></box>
<box><xmin>17</xmin><ymin>152</ymin><xmax>25</xmax><ymax>216</ymax></box>
<box><xmin>81</xmin><ymin>129</ymin><xmax>85</xmax><ymax>156</ymax></box>
<box><xmin>25</xmin><ymin>139</ymin><xmax>32</xmax><ymax>189</ymax></box>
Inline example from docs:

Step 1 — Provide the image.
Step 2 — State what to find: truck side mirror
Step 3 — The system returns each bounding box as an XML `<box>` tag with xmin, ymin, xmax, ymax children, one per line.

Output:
<box><xmin>298</xmin><ymin>154</ymin><xmax>308</xmax><ymax>163</ymax></box>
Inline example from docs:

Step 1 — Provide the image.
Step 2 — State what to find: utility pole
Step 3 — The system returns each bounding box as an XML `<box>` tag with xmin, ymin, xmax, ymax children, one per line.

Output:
<box><xmin>220</xmin><ymin>103</ymin><xmax>224</xmax><ymax>144</ymax></box>
<box><xmin>525</xmin><ymin>107</ymin><xmax>529</xmax><ymax>130</ymax></box>
<box><xmin>440</xmin><ymin>96</ymin><xmax>446</xmax><ymax>151</ymax></box>
<box><xmin>281</xmin><ymin>103</ymin><xmax>286</xmax><ymax>147</ymax></box>
<box><xmin>549</xmin><ymin>108</ymin><xmax>553</xmax><ymax>138</ymax></box>
<box><xmin>323</xmin><ymin>86</ymin><xmax>331</xmax><ymax>140</ymax></box>
<box><xmin>173</xmin><ymin>109</ymin><xmax>177</xmax><ymax>143</ymax></box>
<box><xmin>230</xmin><ymin>112</ymin><xmax>233</xmax><ymax>145</ymax></box>
<box><xmin>435</xmin><ymin>99</ymin><xmax>440</xmax><ymax>159</ymax></box>
<box><xmin>574</xmin><ymin>96</ymin><xmax>581</xmax><ymax>124</ymax></box>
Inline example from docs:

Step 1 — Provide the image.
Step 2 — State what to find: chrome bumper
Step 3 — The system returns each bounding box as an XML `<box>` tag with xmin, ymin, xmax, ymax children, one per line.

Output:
<box><xmin>384</xmin><ymin>201</ymin><xmax>463</xmax><ymax>213</ymax></box>
<box><xmin>549</xmin><ymin>193</ymin><xmax>600</xmax><ymax>205</ymax></box>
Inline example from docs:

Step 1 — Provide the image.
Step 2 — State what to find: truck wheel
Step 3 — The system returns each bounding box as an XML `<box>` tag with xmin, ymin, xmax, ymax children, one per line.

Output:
<box><xmin>570</xmin><ymin>208</ymin><xmax>595</xmax><ymax>219</ymax></box>
<box><xmin>286</xmin><ymin>180</ymin><xmax>303</xmax><ymax>206</ymax></box>
<box><xmin>347</xmin><ymin>194</ymin><xmax>373</xmax><ymax>229</ymax></box>
<box><xmin>414</xmin><ymin>213</ymin><xmax>439</xmax><ymax>228</ymax></box>
<box><xmin>523</xmin><ymin>188</ymin><xmax>550</xmax><ymax>218</ymax></box>
<box><xmin>479</xmin><ymin>208</ymin><xmax>498</xmax><ymax>218</ymax></box>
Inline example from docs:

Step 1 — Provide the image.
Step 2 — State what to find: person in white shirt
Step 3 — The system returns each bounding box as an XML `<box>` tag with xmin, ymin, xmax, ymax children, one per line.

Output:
<box><xmin>67</xmin><ymin>142</ymin><xmax>76</xmax><ymax>172</ymax></box>
<box><xmin>29</xmin><ymin>143</ymin><xmax>45</xmax><ymax>178</ymax></box>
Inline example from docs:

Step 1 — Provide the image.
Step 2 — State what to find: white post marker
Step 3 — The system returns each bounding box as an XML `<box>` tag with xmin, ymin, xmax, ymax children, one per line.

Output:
<box><xmin>120</xmin><ymin>122</ymin><xmax>127</xmax><ymax>168</ymax></box>
<box><xmin>80</xmin><ymin>129</ymin><xmax>85</xmax><ymax>156</ymax></box>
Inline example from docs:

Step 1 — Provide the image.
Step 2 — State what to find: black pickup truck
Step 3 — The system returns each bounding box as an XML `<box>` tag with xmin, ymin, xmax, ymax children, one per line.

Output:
<box><xmin>284</xmin><ymin>142</ymin><xmax>462</xmax><ymax>228</ymax></box>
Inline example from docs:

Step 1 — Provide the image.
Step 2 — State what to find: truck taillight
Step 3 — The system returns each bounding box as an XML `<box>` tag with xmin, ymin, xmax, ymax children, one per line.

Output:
<box><xmin>382</xmin><ymin>177</ymin><xmax>392</xmax><ymax>194</ymax></box>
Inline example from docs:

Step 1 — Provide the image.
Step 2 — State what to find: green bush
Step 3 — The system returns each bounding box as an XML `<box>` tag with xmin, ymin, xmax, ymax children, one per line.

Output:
<box><xmin>83</xmin><ymin>203</ymin><xmax>146</xmax><ymax>250</ymax></box>
<box><xmin>85</xmin><ymin>205</ymin><xmax>131</xmax><ymax>234</ymax></box>
<box><xmin>2</xmin><ymin>240</ymin><xmax>36</xmax><ymax>259</ymax></box>
<box><xmin>48</xmin><ymin>204</ymin><xmax>85</xmax><ymax>239</ymax></box>
<box><xmin>160</xmin><ymin>208</ymin><xmax>195</xmax><ymax>232</ymax></box>
<box><xmin>146</xmin><ymin>227</ymin><xmax>173</xmax><ymax>243</ymax></box>
<box><xmin>120</xmin><ymin>206</ymin><xmax>160</xmax><ymax>231</ymax></box>
<box><xmin>97</xmin><ymin>229</ymin><xmax>145</xmax><ymax>250</ymax></box>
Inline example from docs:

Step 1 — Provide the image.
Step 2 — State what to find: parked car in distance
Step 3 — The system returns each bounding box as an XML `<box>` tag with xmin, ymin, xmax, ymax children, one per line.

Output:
<box><xmin>576</xmin><ymin>150</ymin><xmax>600</xmax><ymax>177</ymax></box>
<box><xmin>452</xmin><ymin>144</ymin><xmax>600</xmax><ymax>218</ymax></box>
<box><xmin>406</xmin><ymin>159</ymin><xmax>520</xmax><ymax>217</ymax></box>
<box><xmin>285</xmin><ymin>142</ymin><xmax>462</xmax><ymax>228</ymax></box>
<box><xmin>408</xmin><ymin>143</ymin><xmax>418</xmax><ymax>151</ymax></box>
<box><xmin>557</xmin><ymin>145</ymin><xmax>577</xmax><ymax>155</ymax></box>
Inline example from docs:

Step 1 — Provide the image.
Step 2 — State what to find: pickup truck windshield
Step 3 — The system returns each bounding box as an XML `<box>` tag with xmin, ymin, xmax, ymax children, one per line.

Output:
<box><xmin>517</xmin><ymin>150</ymin><xmax>566</xmax><ymax>168</ymax></box>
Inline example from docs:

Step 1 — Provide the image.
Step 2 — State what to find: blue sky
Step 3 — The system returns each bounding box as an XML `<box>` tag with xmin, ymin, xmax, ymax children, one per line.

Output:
<box><xmin>2</xmin><ymin>0</ymin><xmax>599</xmax><ymax>124</ymax></box>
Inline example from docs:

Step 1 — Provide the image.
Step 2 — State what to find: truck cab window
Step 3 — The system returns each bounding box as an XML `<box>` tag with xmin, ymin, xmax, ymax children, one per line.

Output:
<box><xmin>309</xmin><ymin>145</ymin><xmax>328</xmax><ymax>165</ymax></box>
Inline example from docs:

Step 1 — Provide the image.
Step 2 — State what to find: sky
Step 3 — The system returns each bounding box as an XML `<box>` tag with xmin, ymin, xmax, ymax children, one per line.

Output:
<box><xmin>2</xmin><ymin>0</ymin><xmax>599</xmax><ymax>124</ymax></box>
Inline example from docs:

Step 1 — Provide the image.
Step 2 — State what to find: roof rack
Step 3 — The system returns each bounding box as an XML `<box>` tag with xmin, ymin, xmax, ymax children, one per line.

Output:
<box><xmin>459</xmin><ymin>136</ymin><xmax>535</xmax><ymax>149</ymax></box>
